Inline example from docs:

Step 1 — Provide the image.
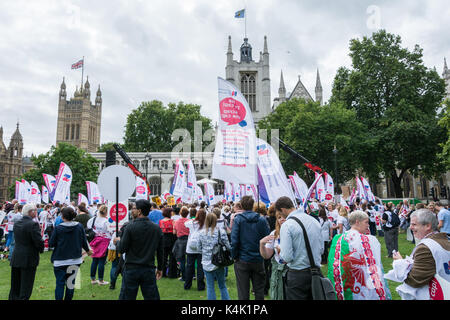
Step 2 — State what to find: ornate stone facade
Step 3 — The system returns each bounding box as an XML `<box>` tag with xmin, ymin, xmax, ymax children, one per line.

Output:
<box><xmin>56</xmin><ymin>77</ymin><xmax>102</xmax><ymax>152</ymax></box>
<box><xmin>0</xmin><ymin>124</ymin><xmax>24</xmax><ymax>202</ymax></box>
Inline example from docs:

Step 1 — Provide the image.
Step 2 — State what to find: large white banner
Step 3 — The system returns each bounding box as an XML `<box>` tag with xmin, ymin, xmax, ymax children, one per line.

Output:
<box><xmin>52</xmin><ymin>162</ymin><xmax>72</xmax><ymax>204</ymax></box>
<box><xmin>195</xmin><ymin>185</ymin><xmax>204</xmax><ymax>202</ymax></box>
<box><xmin>360</xmin><ymin>176</ymin><xmax>376</xmax><ymax>202</ymax></box>
<box><xmin>86</xmin><ymin>181</ymin><xmax>102</xmax><ymax>204</ymax></box>
<box><xmin>324</xmin><ymin>173</ymin><xmax>335</xmax><ymax>202</ymax></box>
<box><xmin>212</xmin><ymin>77</ymin><xmax>258</xmax><ymax>185</ymax></box>
<box><xmin>315</xmin><ymin>172</ymin><xmax>326</xmax><ymax>202</ymax></box>
<box><xmin>256</xmin><ymin>138</ymin><xmax>296</xmax><ymax>205</ymax></box>
<box><xmin>21</xmin><ymin>179</ymin><xmax>32</xmax><ymax>204</ymax></box>
<box><xmin>30</xmin><ymin>181</ymin><xmax>41</xmax><ymax>204</ymax></box>
<box><xmin>183</xmin><ymin>159</ymin><xmax>197</xmax><ymax>204</ymax></box>
<box><xmin>135</xmin><ymin>177</ymin><xmax>148</xmax><ymax>200</ymax></box>
<box><xmin>224</xmin><ymin>181</ymin><xmax>232</xmax><ymax>202</ymax></box>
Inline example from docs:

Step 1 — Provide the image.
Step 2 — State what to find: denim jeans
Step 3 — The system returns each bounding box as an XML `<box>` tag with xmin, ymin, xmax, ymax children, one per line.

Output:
<box><xmin>179</xmin><ymin>254</ymin><xmax>186</xmax><ymax>280</ymax></box>
<box><xmin>54</xmin><ymin>265</ymin><xmax>80</xmax><ymax>300</ymax></box>
<box><xmin>110</xmin><ymin>259</ymin><xmax>119</xmax><ymax>286</ymax></box>
<box><xmin>120</xmin><ymin>266</ymin><xmax>160</xmax><ymax>300</ymax></box>
<box><xmin>203</xmin><ymin>268</ymin><xmax>230</xmax><ymax>300</ymax></box>
<box><xmin>90</xmin><ymin>256</ymin><xmax>107</xmax><ymax>280</ymax></box>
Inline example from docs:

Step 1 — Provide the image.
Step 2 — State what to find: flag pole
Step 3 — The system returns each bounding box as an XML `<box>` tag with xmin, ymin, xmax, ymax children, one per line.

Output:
<box><xmin>81</xmin><ymin>56</ymin><xmax>85</xmax><ymax>90</ymax></box>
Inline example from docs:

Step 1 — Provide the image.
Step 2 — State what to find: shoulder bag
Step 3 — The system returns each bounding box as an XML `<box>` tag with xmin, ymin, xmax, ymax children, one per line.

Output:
<box><xmin>211</xmin><ymin>227</ymin><xmax>234</xmax><ymax>267</ymax></box>
<box><xmin>86</xmin><ymin>216</ymin><xmax>97</xmax><ymax>242</ymax></box>
<box><xmin>288</xmin><ymin>216</ymin><xmax>336</xmax><ymax>300</ymax></box>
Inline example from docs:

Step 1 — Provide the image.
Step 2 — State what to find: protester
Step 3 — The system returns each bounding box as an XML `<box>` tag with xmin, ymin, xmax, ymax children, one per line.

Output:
<box><xmin>49</xmin><ymin>207</ymin><xmax>92</xmax><ymax>300</ymax></box>
<box><xmin>9</xmin><ymin>203</ymin><xmax>44</xmax><ymax>300</ymax></box>
<box><xmin>184</xmin><ymin>208</ymin><xmax>206</xmax><ymax>291</ymax></box>
<box><xmin>173</xmin><ymin>206</ymin><xmax>190</xmax><ymax>281</ymax></box>
<box><xmin>382</xmin><ymin>202</ymin><xmax>399</xmax><ymax>258</ymax></box>
<box><xmin>336</xmin><ymin>206</ymin><xmax>350</xmax><ymax>235</ymax></box>
<box><xmin>5</xmin><ymin>204</ymin><xmax>22</xmax><ymax>256</ymax></box>
<box><xmin>148</xmin><ymin>202</ymin><xmax>164</xmax><ymax>226</ymax></box>
<box><xmin>231</xmin><ymin>195</ymin><xmax>270</xmax><ymax>300</ymax></box>
<box><xmin>87</xmin><ymin>205</ymin><xmax>112</xmax><ymax>285</ymax></box>
<box><xmin>435</xmin><ymin>201</ymin><xmax>450</xmax><ymax>236</ymax></box>
<box><xmin>198</xmin><ymin>212</ymin><xmax>231</xmax><ymax>300</ymax></box>
<box><xmin>328</xmin><ymin>210</ymin><xmax>391</xmax><ymax>300</ymax></box>
<box><xmin>276</xmin><ymin>196</ymin><xmax>323</xmax><ymax>300</ymax></box>
<box><xmin>159</xmin><ymin>207</ymin><xmax>178</xmax><ymax>278</ymax></box>
<box><xmin>385</xmin><ymin>209</ymin><xmax>450</xmax><ymax>299</ymax></box>
<box><xmin>318</xmin><ymin>207</ymin><xmax>333</xmax><ymax>265</ymax></box>
<box><xmin>259</xmin><ymin>209</ymin><xmax>289</xmax><ymax>300</ymax></box>
<box><xmin>114</xmin><ymin>199</ymin><xmax>164</xmax><ymax>300</ymax></box>
<box><xmin>74</xmin><ymin>204</ymin><xmax>91</xmax><ymax>229</ymax></box>
<box><xmin>230</xmin><ymin>201</ymin><xmax>243</xmax><ymax>229</ymax></box>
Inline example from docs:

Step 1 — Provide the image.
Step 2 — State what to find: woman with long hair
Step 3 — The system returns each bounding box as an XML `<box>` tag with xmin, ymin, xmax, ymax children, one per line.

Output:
<box><xmin>198</xmin><ymin>213</ymin><xmax>231</xmax><ymax>300</ymax></box>
<box><xmin>159</xmin><ymin>207</ymin><xmax>178</xmax><ymax>278</ymax></box>
<box><xmin>184</xmin><ymin>208</ymin><xmax>207</xmax><ymax>290</ymax></box>
<box><xmin>87</xmin><ymin>205</ymin><xmax>112</xmax><ymax>285</ymax></box>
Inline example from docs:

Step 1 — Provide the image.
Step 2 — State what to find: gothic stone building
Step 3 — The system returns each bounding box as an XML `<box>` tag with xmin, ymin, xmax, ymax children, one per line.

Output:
<box><xmin>0</xmin><ymin>124</ymin><xmax>23</xmax><ymax>202</ymax></box>
<box><xmin>56</xmin><ymin>77</ymin><xmax>102</xmax><ymax>152</ymax></box>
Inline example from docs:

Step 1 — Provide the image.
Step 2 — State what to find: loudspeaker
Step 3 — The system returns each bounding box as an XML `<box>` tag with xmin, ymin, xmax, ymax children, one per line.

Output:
<box><xmin>105</xmin><ymin>150</ymin><xmax>116</xmax><ymax>167</ymax></box>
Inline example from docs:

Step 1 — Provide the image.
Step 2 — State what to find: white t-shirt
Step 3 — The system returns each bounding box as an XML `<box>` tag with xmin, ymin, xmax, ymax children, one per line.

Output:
<box><xmin>265</xmin><ymin>230</ymin><xmax>285</xmax><ymax>264</ymax></box>
<box><xmin>319</xmin><ymin>217</ymin><xmax>332</xmax><ymax>243</ymax></box>
<box><xmin>337</xmin><ymin>215</ymin><xmax>350</xmax><ymax>234</ymax></box>
<box><xmin>171</xmin><ymin>215</ymin><xmax>181</xmax><ymax>222</ymax></box>
<box><xmin>185</xmin><ymin>220</ymin><xmax>202</xmax><ymax>254</ymax></box>
<box><xmin>87</xmin><ymin>216</ymin><xmax>111</xmax><ymax>238</ymax></box>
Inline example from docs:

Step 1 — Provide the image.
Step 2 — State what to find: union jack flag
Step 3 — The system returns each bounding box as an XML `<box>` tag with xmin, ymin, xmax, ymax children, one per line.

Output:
<box><xmin>71</xmin><ymin>59</ymin><xmax>84</xmax><ymax>69</ymax></box>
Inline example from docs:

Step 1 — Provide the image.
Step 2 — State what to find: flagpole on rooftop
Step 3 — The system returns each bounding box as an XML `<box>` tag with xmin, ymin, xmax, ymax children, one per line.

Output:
<box><xmin>81</xmin><ymin>56</ymin><xmax>85</xmax><ymax>90</ymax></box>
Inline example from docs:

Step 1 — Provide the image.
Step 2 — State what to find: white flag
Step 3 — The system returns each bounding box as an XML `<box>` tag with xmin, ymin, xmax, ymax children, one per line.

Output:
<box><xmin>86</xmin><ymin>181</ymin><xmax>102</xmax><ymax>204</ymax></box>
<box><xmin>315</xmin><ymin>172</ymin><xmax>326</xmax><ymax>202</ymax></box>
<box><xmin>324</xmin><ymin>173</ymin><xmax>334</xmax><ymax>202</ymax></box>
<box><xmin>170</xmin><ymin>159</ymin><xmax>186</xmax><ymax>197</ymax></box>
<box><xmin>42</xmin><ymin>186</ymin><xmax>49</xmax><ymax>204</ymax></box>
<box><xmin>231</xmin><ymin>182</ymin><xmax>240</xmax><ymax>202</ymax></box>
<box><xmin>289</xmin><ymin>172</ymin><xmax>309</xmax><ymax>206</ymax></box>
<box><xmin>30</xmin><ymin>181</ymin><xmax>40</xmax><ymax>204</ymax></box>
<box><xmin>204</xmin><ymin>183</ymin><xmax>216</xmax><ymax>206</ymax></box>
<box><xmin>52</xmin><ymin>162</ymin><xmax>72</xmax><ymax>204</ymax></box>
<box><xmin>184</xmin><ymin>159</ymin><xmax>198</xmax><ymax>204</ymax></box>
<box><xmin>256</xmin><ymin>138</ymin><xmax>296</xmax><ymax>205</ymax></box>
<box><xmin>42</xmin><ymin>173</ymin><xmax>57</xmax><ymax>195</ymax></box>
<box><xmin>195</xmin><ymin>185</ymin><xmax>204</xmax><ymax>202</ymax></box>
<box><xmin>78</xmin><ymin>193</ymin><xmax>89</xmax><ymax>206</ymax></box>
<box><xmin>135</xmin><ymin>177</ymin><xmax>148</xmax><ymax>200</ymax></box>
<box><xmin>21</xmin><ymin>179</ymin><xmax>32</xmax><ymax>203</ymax></box>
<box><xmin>360</xmin><ymin>176</ymin><xmax>375</xmax><ymax>202</ymax></box>
<box><xmin>212</xmin><ymin>77</ymin><xmax>258</xmax><ymax>185</ymax></box>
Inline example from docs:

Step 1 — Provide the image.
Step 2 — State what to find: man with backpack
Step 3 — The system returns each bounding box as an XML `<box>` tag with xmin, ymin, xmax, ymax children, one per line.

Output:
<box><xmin>381</xmin><ymin>202</ymin><xmax>400</xmax><ymax>258</ymax></box>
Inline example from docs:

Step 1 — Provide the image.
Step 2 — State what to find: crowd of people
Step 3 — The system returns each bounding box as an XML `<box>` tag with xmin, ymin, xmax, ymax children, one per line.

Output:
<box><xmin>0</xmin><ymin>194</ymin><xmax>449</xmax><ymax>301</ymax></box>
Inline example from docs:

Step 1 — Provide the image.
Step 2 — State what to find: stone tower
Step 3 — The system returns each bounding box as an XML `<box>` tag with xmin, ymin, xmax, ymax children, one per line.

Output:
<box><xmin>273</xmin><ymin>70</ymin><xmax>287</xmax><ymax>109</ymax></box>
<box><xmin>225</xmin><ymin>35</ymin><xmax>271</xmax><ymax>123</ymax></box>
<box><xmin>315</xmin><ymin>69</ymin><xmax>323</xmax><ymax>105</ymax></box>
<box><xmin>443</xmin><ymin>57</ymin><xmax>450</xmax><ymax>100</ymax></box>
<box><xmin>0</xmin><ymin>123</ymin><xmax>24</xmax><ymax>201</ymax></box>
<box><xmin>56</xmin><ymin>77</ymin><xmax>102</xmax><ymax>152</ymax></box>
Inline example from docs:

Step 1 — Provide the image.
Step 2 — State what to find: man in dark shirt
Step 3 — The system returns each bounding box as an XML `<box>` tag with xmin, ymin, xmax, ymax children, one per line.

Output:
<box><xmin>114</xmin><ymin>199</ymin><xmax>163</xmax><ymax>300</ymax></box>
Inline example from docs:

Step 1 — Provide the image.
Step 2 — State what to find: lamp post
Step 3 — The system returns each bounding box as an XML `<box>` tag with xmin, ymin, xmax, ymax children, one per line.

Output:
<box><xmin>159</xmin><ymin>166</ymin><xmax>162</xmax><ymax>196</ymax></box>
<box><xmin>145</xmin><ymin>153</ymin><xmax>152</xmax><ymax>195</ymax></box>
<box><xmin>333</xmin><ymin>145</ymin><xmax>338</xmax><ymax>193</ymax></box>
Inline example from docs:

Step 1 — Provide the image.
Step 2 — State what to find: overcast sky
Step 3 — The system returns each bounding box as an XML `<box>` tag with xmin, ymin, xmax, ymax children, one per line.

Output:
<box><xmin>1</xmin><ymin>0</ymin><xmax>449</xmax><ymax>156</ymax></box>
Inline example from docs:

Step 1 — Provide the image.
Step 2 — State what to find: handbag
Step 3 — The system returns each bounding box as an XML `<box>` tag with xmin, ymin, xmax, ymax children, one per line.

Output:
<box><xmin>86</xmin><ymin>216</ymin><xmax>97</xmax><ymax>242</ymax></box>
<box><xmin>211</xmin><ymin>228</ymin><xmax>234</xmax><ymax>267</ymax></box>
<box><xmin>289</xmin><ymin>216</ymin><xmax>336</xmax><ymax>300</ymax></box>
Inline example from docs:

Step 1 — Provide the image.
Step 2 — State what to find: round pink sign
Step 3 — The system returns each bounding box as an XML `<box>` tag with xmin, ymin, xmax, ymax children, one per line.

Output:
<box><xmin>219</xmin><ymin>97</ymin><xmax>246</xmax><ymax>125</ymax></box>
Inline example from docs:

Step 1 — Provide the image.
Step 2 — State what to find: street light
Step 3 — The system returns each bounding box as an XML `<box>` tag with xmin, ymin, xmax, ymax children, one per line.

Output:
<box><xmin>159</xmin><ymin>166</ymin><xmax>163</xmax><ymax>196</ymax></box>
<box><xmin>145</xmin><ymin>153</ymin><xmax>152</xmax><ymax>191</ymax></box>
<box><xmin>333</xmin><ymin>145</ymin><xmax>338</xmax><ymax>193</ymax></box>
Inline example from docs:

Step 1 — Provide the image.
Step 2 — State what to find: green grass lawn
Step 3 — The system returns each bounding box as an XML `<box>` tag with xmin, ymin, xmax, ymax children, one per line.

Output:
<box><xmin>0</xmin><ymin>232</ymin><xmax>415</xmax><ymax>300</ymax></box>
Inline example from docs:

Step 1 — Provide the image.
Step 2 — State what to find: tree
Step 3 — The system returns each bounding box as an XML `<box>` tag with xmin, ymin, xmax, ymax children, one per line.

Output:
<box><xmin>438</xmin><ymin>99</ymin><xmax>450</xmax><ymax>170</ymax></box>
<box><xmin>123</xmin><ymin>100</ymin><xmax>213</xmax><ymax>152</ymax></box>
<box><xmin>9</xmin><ymin>143</ymin><xmax>100</xmax><ymax>200</ymax></box>
<box><xmin>98</xmin><ymin>142</ymin><xmax>122</xmax><ymax>152</ymax></box>
<box><xmin>330</xmin><ymin>30</ymin><xmax>447</xmax><ymax>197</ymax></box>
<box><xmin>257</xmin><ymin>98</ymin><xmax>370</xmax><ymax>186</ymax></box>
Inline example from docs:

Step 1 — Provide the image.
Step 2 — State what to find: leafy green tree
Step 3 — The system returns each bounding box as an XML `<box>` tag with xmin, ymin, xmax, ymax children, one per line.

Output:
<box><xmin>258</xmin><ymin>98</ymin><xmax>369</xmax><ymax>186</ymax></box>
<box><xmin>123</xmin><ymin>100</ymin><xmax>213</xmax><ymax>152</ymax></box>
<box><xmin>9</xmin><ymin>143</ymin><xmax>100</xmax><ymax>200</ymax></box>
<box><xmin>330</xmin><ymin>30</ymin><xmax>447</xmax><ymax>197</ymax></box>
<box><xmin>98</xmin><ymin>142</ymin><xmax>122</xmax><ymax>152</ymax></box>
<box><xmin>438</xmin><ymin>99</ymin><xmax>450</xmax><ymax>170</ymax></box>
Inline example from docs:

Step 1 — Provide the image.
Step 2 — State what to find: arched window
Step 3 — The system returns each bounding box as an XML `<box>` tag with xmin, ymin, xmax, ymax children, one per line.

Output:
<box><xmin>71</xmin><ymin>124</ymin><xmax>75</xmax><ymax>140</ymax></box>
<box><xmin>149</xmin><ymin>176</ymin><xmax>161</xmax><ymax>196</ymax></box>
<box><xmin>66</xmin><ymin>124</ymin><xmax>70</xmax><ymax>140</ymax></box>
<box><xmin>153</xmin><ymin>160</ymin><xmax>160</xmax><ymax>170</ymax></box>
<box><xmin>161</xmin><ymin>160</ymin><xmax>168</xmax><ymax>170</ymax></box>
<box><xmin>76</xmin><ymin>124</ymin><xmax>80</xmax><ymax>140</ymax></box>
<box><xmin>240</xmin><ymin>73</ymin><xmax>256</xmax><ymax>111</ymax></box>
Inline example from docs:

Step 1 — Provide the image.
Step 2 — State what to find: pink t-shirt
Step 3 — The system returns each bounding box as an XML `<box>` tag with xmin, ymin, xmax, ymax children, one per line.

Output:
<box><xmin>174</xmin><ymin>217</ymin><xmax>190</xmax><ymax>237</ymax></box>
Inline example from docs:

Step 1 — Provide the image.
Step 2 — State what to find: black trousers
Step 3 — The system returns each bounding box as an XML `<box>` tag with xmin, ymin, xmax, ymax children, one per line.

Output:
<box><xmin>120</xmin><ymin>266</ymin><xmax>160</xmax><ymax>300</ymax></box>
<box><xmin>9</xmin><ymin>267</ymin><xmax>37</xmax><ymax>300</ymax></box>
<box><xmin>284</xmin><ymin>268</ymin><xmax>313</xmax><ymax>300</ymax></box>
<box><xmin>184</xmin><ymin>253</ymin><xmax>205</xmax><ymax>290</ymax></box>
<box><xmin>233</xmin><ymin>260</ymin><xmax>266</xmax><ymax>300</ymax></box>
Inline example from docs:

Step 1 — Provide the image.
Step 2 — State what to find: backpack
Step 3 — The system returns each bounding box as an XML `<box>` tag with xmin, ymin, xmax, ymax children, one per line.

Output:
<box><xmin>389</xmin><ymin>211</ymin><xmax>400</xmax><ymax>228</ymax></box>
